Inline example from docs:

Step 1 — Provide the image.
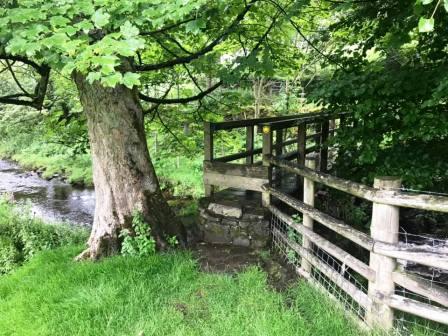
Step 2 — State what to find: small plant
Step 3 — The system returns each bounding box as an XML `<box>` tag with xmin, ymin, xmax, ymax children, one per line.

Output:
<box><xmin>120</xmin><ymin>211</ymin><xmax>156</xmax><ymax>257</ymax></box>
<box><xmin>167</xmin><ymin>235</ymin><xmax>178</xmax><ymax>248</ymax></box>
<box><xmin>292</xmin><ymin>214</ymin><xmax>302</xmax><ymax>224</ymax></box>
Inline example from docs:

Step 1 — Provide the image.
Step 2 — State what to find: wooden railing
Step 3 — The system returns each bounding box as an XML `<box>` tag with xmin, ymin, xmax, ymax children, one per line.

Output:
<box><xmin>203</xmin><ymin>111</ymin><xmax>346</xmax><ymax>196</ymax></box>
<box><xmin>263</xmin><ymin>155</ymin><xmax>448</xmax><ymax>331</ymax></box>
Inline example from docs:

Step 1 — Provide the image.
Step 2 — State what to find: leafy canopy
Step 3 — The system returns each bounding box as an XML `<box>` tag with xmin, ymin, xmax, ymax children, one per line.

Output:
<box><xmin>0</xmin><ymin>0</ymin><xmax>213</xmax><ymax>88</ymax></box>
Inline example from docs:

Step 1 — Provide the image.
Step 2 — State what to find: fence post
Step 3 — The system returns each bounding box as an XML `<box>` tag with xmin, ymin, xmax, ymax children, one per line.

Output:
<box><xmin>262</xmin><ymin>125</ymin><xmax>273</xmax><ymax>207</ymax></box>
<box><xmin>246</xmin><ymin>125</ymin><xmax>254</xmax><ymax>164</ymax></box>
<box><xmin>296</xmin><ymin>123</ymin><xmax>306</xmax><ymax>199</ymax></box>
<box><xmin>204</xmin><ymin>122</ymin><xmax>214</xmax><ymax>197</ymax></box>
<box><xmin>366</xmin><ymin>176</ymin><xmax>401</xmax><ymax>330</ymax></box>
<box><xmin>320</xmin><ymin>120</ymin><xmax>329</xmax><ymax>172</ymax></box>
<box><xmin>300</xmin><ymin>155</ymin><xmax>317</xmax><ymax>276</ymax></box>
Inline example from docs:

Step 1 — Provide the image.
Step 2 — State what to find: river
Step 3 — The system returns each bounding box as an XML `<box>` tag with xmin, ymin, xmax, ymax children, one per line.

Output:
<box><xmin>0</xmin><ymin>159</ymin><xmax>94</xmax><ymax>226</ymax></box>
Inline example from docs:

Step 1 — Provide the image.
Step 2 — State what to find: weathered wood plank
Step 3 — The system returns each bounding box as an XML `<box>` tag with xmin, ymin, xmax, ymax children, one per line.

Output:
<box><xmin>269</xmin><ymin>157</ymin><xmax>448</xmax><ymax>213</ymax></box>
<box><xmin>204</xmin><ymin>161</ymin><xmax>269</xmax><ymax>179</ymax></box>
<box><xmin>214</xmin><ymin>147</ymin><xmax>263</xmax><ymax>163</ymax></box>
<box><xmin>386</xmin><ymin>295</ymin><xmax>448</xmax><ymax>325</ymax></box>
<box><xmin>204</xmin><ymin>172</ymin><xmax>268</xmax><ymax>192</ymax></box>
<box><xmin>374</xmin><ymin>242</ymin><xmax>448</xmax><ymax>270</ymax></box>
<box><xmin>392</xmin><ymin>271</ymin><xmax>448</xmax><ymax>307</ymax></box>
<box><xmin>264</xmin><ymin>185</ymin><xmax>374</xmax><ymax>250</ymax></box>
<box><xmin>273</xmin><ymin>228</ymin><xmax>372</xmax><ymax>309</ymax></box>
<box><xmin>269</xmin><ymin>205</ymin><xmax>375</xmax><ymax>281</ymax></box>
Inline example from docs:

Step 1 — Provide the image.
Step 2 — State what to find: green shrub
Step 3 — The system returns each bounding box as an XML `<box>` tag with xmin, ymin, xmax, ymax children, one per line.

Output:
<box><xmin>0</xmin><ymin>199</ymin><xmax>88</xmax><ymax>274</ymax></box>
<box><xmin>119</xmin><ymin>211</ymin><xmax>156</xmax><ymax>257</ymax></box>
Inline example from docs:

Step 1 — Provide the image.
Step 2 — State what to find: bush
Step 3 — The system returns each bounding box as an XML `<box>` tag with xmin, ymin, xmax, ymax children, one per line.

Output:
<box><xmin>0</xmin><ymin>199</ymin><xmax>88</xmax><ymax>275</ymax></box>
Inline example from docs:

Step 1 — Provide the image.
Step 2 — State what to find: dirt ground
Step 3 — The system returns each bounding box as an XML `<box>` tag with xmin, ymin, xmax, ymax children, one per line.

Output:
<box><xmin>191</xmin><ymin>242</ymin><xmax>298</xmax><ymax>291</ymax></box>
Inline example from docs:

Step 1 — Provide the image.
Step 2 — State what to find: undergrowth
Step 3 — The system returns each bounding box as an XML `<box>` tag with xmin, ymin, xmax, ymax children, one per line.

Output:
<box><xmin>0</xmin><ymin>199</ymin><xmax>87</xmax><ymax>275</ymax></box>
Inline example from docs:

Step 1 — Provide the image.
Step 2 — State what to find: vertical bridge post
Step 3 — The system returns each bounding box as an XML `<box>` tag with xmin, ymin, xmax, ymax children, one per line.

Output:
<box><xmin>262</xmin><ymin>125</ymin><xmax>273</xmax><ymax>207</ymax></box>
<box><xmin>320</xmin><ymin>120</ymin><xmax>329</xmax><ymax>173</ymax></box>
<box><xmin>204</xmin><ymin>122</ymin><xmax>214</xmax><ymax>197</ymax></box>
<box><xmin>300</xmin><ymin>155</ymin><xmax>317</xmax><ymax>276</ymax></box>
<box><xmin>367</xmin><ymin>176</ymin><xmax>401</xmax><ymax>330</ymax></box>
<box><xmin>246</xmin><ymin>125</ymin><xmax>254</xmax><ymax>164</ymax></box>
<box><xmin>296</xmin><ymin>122</ymin><xmax>306</xmax><ymax>199</ymax></box>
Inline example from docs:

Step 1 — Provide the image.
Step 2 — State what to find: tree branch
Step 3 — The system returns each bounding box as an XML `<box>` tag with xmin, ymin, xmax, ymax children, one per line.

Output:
<box><xmin>139</xmin><ymin>17</ymin><xmax>197</xmax><ymax>36</ymax></box>
<box><xmin>139</xmin><ymin>81</ymin><xmax>222</xmax><ymax>104</ymax></box>
<box><xmin>136</xmin><ymin>0</ymin><xmax>258</xmax><ymax>72</ymax></box>
<box><xmin>138</xmin><ymin>9</ymin><xmax>280</xmax><ymax>105</ymax></box>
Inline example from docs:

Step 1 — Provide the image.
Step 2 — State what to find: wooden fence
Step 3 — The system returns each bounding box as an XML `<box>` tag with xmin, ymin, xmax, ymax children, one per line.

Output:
<box><xmin>263</xmin><ymin>155</ymin><xmax>448</xmax><ymax>331</ymax></box>
<box><xmin>203</xmin><ymin>111</ymin><xmax>345</xmax><ymax>197</ymax></box>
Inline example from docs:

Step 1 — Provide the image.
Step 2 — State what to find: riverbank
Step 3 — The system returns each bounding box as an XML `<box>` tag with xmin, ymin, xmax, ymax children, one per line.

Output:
<box><xmin>0</xmin><ymin>135</ymin><xmax>204</xmax><ymax>198</ymax></box>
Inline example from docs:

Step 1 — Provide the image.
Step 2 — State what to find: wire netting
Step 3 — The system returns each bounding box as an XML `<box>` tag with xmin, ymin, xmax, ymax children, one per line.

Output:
<box><xmin>270</xmin><ymin>212</ymin><xmax>448</xmax><ymax>335</ymax></box>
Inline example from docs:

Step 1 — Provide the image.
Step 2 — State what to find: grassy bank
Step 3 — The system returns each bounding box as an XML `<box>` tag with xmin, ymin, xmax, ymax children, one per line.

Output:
<box><xmin>0</xmin><ymin>246</ymin><xmax>363</xmax><ymax>336</ymax></box>
<box><xmin>0</xmin><ymin>199</ymin><xmax>88</xmax><ymax>274</ymax></box>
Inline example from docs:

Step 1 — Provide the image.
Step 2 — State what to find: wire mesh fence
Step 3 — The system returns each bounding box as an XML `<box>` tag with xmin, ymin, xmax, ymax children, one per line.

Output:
<box><xmin>393</xmin><ymin>230</ymin><xmax>448</xmax><ymax>335</ymax></box>
<box><xmin>271</xmin><ymin>212</ymin><xmax>368</xmax><ymax>322</ymax></box>
<box><xmin>271</xmin><ymin>212</ymin><xmax>448</xmax><ymax>335</ymax></box>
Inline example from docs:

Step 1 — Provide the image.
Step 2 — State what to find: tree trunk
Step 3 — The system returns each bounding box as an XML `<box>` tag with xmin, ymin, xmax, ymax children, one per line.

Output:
<box><xmin>73</xmin><ymin>72</ymin><xmax>186</xmax><ymax>260</ymax></box>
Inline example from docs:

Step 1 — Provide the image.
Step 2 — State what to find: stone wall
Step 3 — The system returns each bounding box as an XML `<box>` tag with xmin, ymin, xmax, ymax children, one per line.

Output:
<box><xmin>198</xmin><ymin>196</ymin><xmax>270</xmax><ymax>248</ymax></box>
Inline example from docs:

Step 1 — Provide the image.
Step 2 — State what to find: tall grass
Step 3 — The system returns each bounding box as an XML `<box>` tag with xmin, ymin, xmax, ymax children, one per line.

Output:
<box><xmin>0</xmin><ymin>246</ymin><xmax>364</xmax><ymax>336</ymax></box>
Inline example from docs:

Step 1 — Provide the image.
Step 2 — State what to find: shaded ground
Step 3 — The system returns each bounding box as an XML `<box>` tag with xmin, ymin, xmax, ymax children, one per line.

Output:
<box><xmin>192</xmin><ymin>242</ymin><xmax>297</xmax><ymax>291</ymax></box>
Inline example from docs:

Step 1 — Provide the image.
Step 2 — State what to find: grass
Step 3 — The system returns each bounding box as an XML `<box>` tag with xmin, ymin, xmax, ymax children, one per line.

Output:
<box><xmin>0</xmin><ymin>246</ymin><xmax>364</xmax><ymax>336</ymax></box>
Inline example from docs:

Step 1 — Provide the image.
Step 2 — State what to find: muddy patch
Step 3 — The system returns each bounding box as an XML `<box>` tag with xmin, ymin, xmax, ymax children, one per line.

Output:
<box><xmin>191</xmin><ymin>243</ymin><xmax>297</xmax><ymax>291</ymax></box>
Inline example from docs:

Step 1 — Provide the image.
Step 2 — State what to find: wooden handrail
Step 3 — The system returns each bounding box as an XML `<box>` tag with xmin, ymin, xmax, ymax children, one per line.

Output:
<box><xmin>268</xmin><ymin>156</ymin><xmax>448</xmax><ymax>213</ymax></box>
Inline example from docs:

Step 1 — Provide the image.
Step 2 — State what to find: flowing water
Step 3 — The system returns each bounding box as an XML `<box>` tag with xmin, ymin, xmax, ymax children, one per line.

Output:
<box><xmin>0</xmin><ymin>159</ymin><xmax>94</xmax><ymax>226</ymax></box>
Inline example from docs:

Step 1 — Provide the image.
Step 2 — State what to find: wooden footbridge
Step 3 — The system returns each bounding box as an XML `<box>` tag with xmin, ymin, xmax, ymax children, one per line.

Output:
<box><xmin>201</xmin><ymin>112</ymin><xmax>448</xmax><ymax>333</ymax></box>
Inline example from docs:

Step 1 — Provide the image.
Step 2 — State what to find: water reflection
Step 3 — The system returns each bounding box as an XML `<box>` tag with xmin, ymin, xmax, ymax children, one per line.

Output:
<box><xmin>0</xmin><ymin>160</ymin><xmax>94</xmax><ymax>226</ymax></box>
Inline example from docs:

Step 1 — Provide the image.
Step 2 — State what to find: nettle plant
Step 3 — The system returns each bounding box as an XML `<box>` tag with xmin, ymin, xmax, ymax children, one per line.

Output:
<box><xmin>119</xmin><ymin>211</ymin><xmax>156</xmax><ymax>257</ymax></box>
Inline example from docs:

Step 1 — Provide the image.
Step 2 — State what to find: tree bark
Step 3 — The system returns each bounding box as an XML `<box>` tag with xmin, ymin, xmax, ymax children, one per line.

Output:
<box><xmin>73</xmin><ymin>72</ymin><xmax>186</xmax><ymax>260</ymax></box>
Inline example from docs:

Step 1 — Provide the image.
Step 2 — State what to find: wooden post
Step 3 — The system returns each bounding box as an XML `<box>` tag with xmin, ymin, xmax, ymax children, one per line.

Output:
<box><xmin>204</xmin><ymin>122</ymin><xmax>214</xmax><ymax>197</ymax></box>
<box><xmin>320</xmin><ymin>120</ymin><xmax>329</xmax><ymax>172</ymax></box>
<box><xmin>274</xmin><ymin>129</ymin><xmax>283</xmax><ymax>186</ymax></box>
<box><xmin>296</xmin><ymin>123</ymin><xmax>306</xmax><ymax>199</ymax></box>
<box><xmin>275</xmin><ymin>129</ymin><xmax>283</xmax><ymax>157</ymax></box>
<box><xmin>366</xmin><ymin>177</ymin><xmax>401</xmax><ymax>330</ymax></box>
<box><xmin>262</xmin><ymin>125</ymin><xmax>273</xmax><ymax>207</ymax></box>
<box><xmin>246</xmin><ymin>125</ymin><xmax>254</xmax><ymax>164</ymax></box>
<box><xmin>300</xmin><ymin>155</ymin><xmax>317</xmax><ymax>275</ymax></box>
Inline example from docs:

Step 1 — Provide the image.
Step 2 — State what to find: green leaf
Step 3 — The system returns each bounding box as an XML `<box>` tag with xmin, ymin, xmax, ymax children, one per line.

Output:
<box><xmin>421</xmin><ymin>0</ymin><xmax>434</xmax><ymax>4</ymax></box>
<box><xmin>50</xmin><ymin>16</ymin><xmax>70</xmax><ymax>28</ymax></box>
<box><xmin>122</xmin><ymin>72</ymin><xmax>141</xmax><ymax>89</ymax></box>
<box><xmin>444</xmin><ymin>0</ymin><xmax>448</xmax><ymax>11</ymax></box>
<box><xmin>92</xmin><ymin>9</ymin><xmax>110</xmax><ymax>28</ymax></box>
<box><xmin>101</xmin><ymin>72</ymin><xmax>123</xmax><ymax>87</ymax></box>
<box><xmin>120</xmin><ymin>21</ymin><xmax>139</xmax><ymax>39</ymax></box>
<box><xmin>86</xmin><ymin>72</ymin><xmax>101</xmax><ymax>84</ymax></box>
<box><xmin>185</xmin><ymin>18</ymin><xmax>206</xmax><ymax>34</ymax></box>
<box><xmin>418</xmin><ymin>17</ymin><xmax>434</xmax><ymax>32</ymax></box>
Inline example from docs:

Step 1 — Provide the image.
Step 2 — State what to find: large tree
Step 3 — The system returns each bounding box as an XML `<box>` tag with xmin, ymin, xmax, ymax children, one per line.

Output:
<box><xmin>0</xmin><ymin>0</ymin><xmax>298</xmax><ymax>259</ymax></box>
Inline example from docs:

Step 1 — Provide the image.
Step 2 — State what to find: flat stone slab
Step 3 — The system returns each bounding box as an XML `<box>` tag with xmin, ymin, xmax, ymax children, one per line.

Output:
<box><xmin>208</xmin><ymin>202</ymin><xmax>242</xmax><ymax>219</ymax></box>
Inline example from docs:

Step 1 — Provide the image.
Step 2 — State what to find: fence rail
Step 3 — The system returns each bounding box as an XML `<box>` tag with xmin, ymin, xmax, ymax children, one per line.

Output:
<box><xmin>265</xmin><ymin>155</ymin><xmax>448</xmax><ymax>332</ymax></box>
